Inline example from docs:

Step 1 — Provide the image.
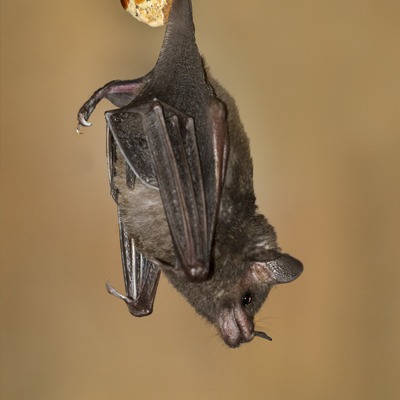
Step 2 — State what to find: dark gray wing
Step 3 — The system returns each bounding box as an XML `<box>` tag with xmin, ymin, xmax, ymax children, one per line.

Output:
<box><xmin>106</xmin><ymin>98</ymin><xmax>229</xmax><ymax>282</ymax></box>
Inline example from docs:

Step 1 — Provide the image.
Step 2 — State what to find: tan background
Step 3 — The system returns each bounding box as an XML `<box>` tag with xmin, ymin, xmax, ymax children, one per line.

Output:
<box><xmin>1</xmin><ymin>0</ymin><xmax>399</xmax><ymax>399</ymax></box>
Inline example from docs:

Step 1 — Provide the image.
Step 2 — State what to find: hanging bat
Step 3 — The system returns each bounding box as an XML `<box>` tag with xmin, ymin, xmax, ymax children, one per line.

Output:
<box><xmin>77</xmin><ymin>0</ymin><xmax>303</xmax><ymax>348</ymax></box>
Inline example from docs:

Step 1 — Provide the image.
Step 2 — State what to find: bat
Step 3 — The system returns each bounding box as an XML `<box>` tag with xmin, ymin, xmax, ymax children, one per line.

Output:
<box><xmin>77</xmin><ymin>0</ymin><xmax>303</xmax><ymax>348</ymax></box>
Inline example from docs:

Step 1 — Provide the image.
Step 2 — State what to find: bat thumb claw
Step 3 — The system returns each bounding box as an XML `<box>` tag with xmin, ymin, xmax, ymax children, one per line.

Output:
<box><xmin>105</xmin><ymin>281</ymin><xmax>132</xmax><ymax>304</ymax></box>
<box><xmin>77</xmin><ymin>111</ymin><xmax>93</xmax><ymax>133</ymax></box>
<box><xmin>76</xmin><ymin>124</ymin><xmax>84</xmax><ymax>134</ymax></box>
<box><xmin>76</xmin><ymin>120</ymin><xmax>93</xmax><ymax>134</ymax></box>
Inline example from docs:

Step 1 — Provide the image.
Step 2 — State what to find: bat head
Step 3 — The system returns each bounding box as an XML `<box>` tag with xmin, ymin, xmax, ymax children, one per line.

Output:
<box><xmin>166</xmin><ymin>247</ymin><xmax>303</xmax><ymax>348</ymax></box>
<box><xmin>213</xmin><ymin>251</ymin><xmax>303</xmax><ymax>347</ymax></box>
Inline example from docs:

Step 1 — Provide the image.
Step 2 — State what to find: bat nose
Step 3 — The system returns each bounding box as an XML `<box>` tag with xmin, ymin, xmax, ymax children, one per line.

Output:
<box><xmin>224</xmin><ymin>331</ymin><xmax>257</xmax><ymax>348</ymax></box>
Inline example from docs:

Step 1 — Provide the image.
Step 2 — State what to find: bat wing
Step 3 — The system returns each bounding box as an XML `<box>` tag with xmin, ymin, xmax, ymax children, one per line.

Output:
<box><xmin>106</xmin><ymin>98</ymin><xmax>229</xmax><ymax>282</ymax></box>
<box><xmin>105</xmin><ymin>122</ymin><xmax>161</xmax><ymax>317</ymax></box>
<box><xmin>106</xmin><ymin>209</ymin><xmax>161</xmax><ymax>317</ymax></box>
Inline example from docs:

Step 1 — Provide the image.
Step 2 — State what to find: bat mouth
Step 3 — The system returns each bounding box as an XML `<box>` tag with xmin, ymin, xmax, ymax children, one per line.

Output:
<box><xmin>217</xmin><ymin>308</ymin><xmax>272</xmax><ymax>348</ymax></box>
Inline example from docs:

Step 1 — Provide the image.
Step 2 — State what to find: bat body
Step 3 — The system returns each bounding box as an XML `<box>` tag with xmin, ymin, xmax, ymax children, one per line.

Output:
<box><xmin>77</xmin><ymin>0</ymin><xmax>303</xmax><ymax>347</ymax></box>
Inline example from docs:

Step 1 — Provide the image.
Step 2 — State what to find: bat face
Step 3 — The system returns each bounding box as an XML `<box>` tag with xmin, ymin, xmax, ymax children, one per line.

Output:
<box><xmin>164</xmin><ymin>242</ymin><xmax>302</xmax><ymax>347</ymax></box>
<box><xmin>165</xmin><ymin>261</ymin><xmax>273</xmax><ymax>347</ymax></box>
<box><xmin>77</xmin><ymin>0</ymin><xmax>303</xmax><ymax>347</ymax></box>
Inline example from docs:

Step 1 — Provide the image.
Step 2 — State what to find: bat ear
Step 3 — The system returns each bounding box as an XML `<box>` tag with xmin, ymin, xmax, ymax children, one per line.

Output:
<box><xmin>250</xmin><ymin>253</ymin><xmax>303</xmax><ymax>284</ymax></box>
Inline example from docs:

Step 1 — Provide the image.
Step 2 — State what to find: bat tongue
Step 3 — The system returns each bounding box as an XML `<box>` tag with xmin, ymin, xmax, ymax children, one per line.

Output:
<box><xmin>254</xmin><ymin>330</ymin><xmax>273</xmax><ymax>342</ymax></box>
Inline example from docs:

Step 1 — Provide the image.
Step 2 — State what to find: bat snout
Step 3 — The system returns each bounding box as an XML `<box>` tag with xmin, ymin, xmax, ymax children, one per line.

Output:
<box><xmin>217</xmin><ymin>307</ymin><xmax>257</xmax><ymax>348</ymax></box>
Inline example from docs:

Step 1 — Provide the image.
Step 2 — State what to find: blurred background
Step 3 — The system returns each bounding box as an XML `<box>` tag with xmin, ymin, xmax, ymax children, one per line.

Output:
<box><xmin>1</xmin><ymin>0</ymin><xmax>399</xmax><ymax>399</ymax></box>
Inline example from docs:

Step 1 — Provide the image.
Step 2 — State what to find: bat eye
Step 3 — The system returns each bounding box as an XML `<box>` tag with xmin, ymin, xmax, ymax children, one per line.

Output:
<box><xmin>241</xmin><ymin>291</ymin><xmax>253</xmax><ymax>307</ymax></box>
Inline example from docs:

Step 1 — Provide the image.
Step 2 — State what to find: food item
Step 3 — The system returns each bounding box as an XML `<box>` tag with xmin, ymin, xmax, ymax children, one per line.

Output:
<box><xmin>121</xmin><ymin>0</ymin><xmax>173</xmax><ymax>27</ymax></box>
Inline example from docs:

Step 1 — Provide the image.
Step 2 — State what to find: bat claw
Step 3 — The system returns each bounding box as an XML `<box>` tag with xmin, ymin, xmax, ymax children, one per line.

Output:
<box><xmin>105</xmin><ymin>281</ymin><xmax>131</xmax><ymax>303</ymax></box>
<box><xmin>105</xmin><ymin>281</ymin><xmax>154</xmax><ymax>317</ymax></box>
<box><xmin>77</xmin><ymin>111</ymin><xmax>92</xmax><ymax>129</ymax></box>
